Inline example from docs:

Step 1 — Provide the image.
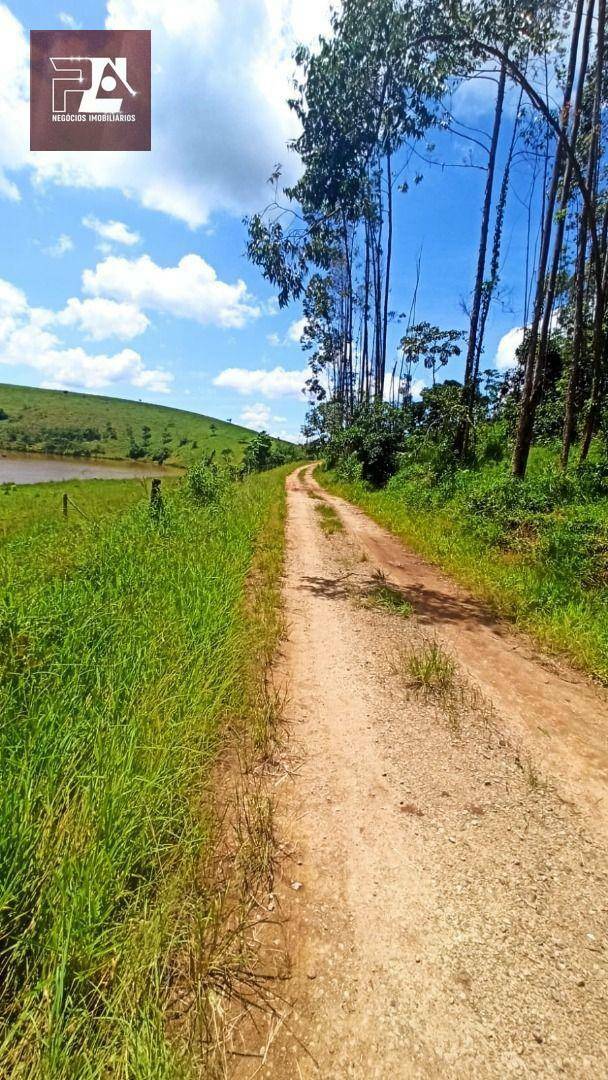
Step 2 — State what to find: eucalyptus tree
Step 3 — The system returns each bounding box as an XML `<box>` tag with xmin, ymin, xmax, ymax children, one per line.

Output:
<box><xmin>561</xmin><ymin>24</ymin><xmax>607</xmax><ymax>466</ymax></box>
<box><xmin>247</xmin><ymin>0</ymin><xmax>450</xmax><ymax>421</ymax></box>
<box><xmin>453</xmin><ymin>58</ymin><xmax>508</xmax><ymax>459</ymax></box>
<box><xmin>451</xmin><ymin>1</ymin><xmax>605</xmax><ymax>476</ymax></box>
<box><xmin>248</xmin><ymin>0</ymin><xmax>608</xmax><ymax>474</ymax></box>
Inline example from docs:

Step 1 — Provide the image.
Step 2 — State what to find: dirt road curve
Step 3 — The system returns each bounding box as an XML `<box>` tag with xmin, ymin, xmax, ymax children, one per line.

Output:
<box><xmin>254</xmin><ymin>465</ymin><xmax>608</xmax><ymax>1079</ymax></box>
<box><xmin>314</xmin><ymin>469</ymin><xmax>608</xmax><ymax>839</ymax></box>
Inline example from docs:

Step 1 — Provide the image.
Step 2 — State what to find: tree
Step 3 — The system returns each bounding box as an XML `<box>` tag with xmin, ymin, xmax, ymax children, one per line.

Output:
<box><xmin>247</xmin><ymin>0</ymin><xmax>450</xmax><ymax>417</ymax></box>
<box><xmin>455</xmin><ymin>57</ymin><xmax>507</xmax><ymax>459</ymax></box>
<box><xmin>326</xmin><ymin>401</ymin><xmax>408</xmax><ymax>486</ymax></box>
<box><xmin>399</xmin><ymin>323</ymin><xmax>464</xmax><ymax>388</ymax></box>
<box><xmin>249</xmin><ymin>0</ymin><xmax>606</xmax><ymax>483</ymax></box>
<box><xmin>242</xmin><ymin>432</ymin><xmax>274</xmax><ymax>473</ymax></box>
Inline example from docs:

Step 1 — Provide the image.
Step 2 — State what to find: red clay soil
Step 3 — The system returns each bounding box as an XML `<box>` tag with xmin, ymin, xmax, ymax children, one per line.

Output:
<box><xmin>237</xmin><ymin>465</ymin><xmax>608</xmax><ymax>1078</ymax></box>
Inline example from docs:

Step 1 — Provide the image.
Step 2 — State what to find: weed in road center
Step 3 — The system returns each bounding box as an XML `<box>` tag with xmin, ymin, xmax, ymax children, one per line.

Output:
<box><xmin>405</xmin><ymin>639</ymin><xmax>457</xmax><ymax>696</ymax></box>
<box><xmin>315</xmin><ymin>502</ymin><xmax>343</xmax><ymax>535</ymax></box>
<box><xmin>515</xmin><ymin>751</ymin><xmax>548</xmax><ymax>794</ymax></box>
<box><xmin>366</xmin><ymin>582</ymin><xmax>413</xmax><ymax>617</ymax></box>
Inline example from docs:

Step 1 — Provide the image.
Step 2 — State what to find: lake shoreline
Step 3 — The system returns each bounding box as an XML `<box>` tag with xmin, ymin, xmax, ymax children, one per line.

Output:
<box><xmin>0</xmin><ymin>450</ymin><xmax>185</xmax><ymax>486</ymax></box>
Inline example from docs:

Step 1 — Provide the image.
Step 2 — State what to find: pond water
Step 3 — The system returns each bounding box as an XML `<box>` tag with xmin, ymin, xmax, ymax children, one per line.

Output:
<box><xmin>0</xmin><ymin>451</ymin><xmax>183</xmax><ymax>485</ymax></box>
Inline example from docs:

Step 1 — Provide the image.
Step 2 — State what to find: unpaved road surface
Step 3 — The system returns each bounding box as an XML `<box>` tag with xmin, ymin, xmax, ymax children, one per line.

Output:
<box><xmin>248</xmin><ymin>465</ymin><xmax>608</xmax><ymax>1078</ymax></box>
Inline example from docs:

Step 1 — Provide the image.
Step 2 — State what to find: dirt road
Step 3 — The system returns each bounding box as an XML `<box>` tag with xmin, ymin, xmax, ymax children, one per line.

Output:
<box><xmin>254</xmin><ymin>465</ymin><xmax>608</xmax><ymax>1078</ymax></box>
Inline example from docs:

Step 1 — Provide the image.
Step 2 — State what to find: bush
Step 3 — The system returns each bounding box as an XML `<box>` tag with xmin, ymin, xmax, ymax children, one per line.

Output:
<box><xmin>186</xmin><ymin>460</ymin><xmax>227</xmax><ymax>504</ymax></box>
<box><xmin>152</xmin><ymin>447</ymin><xmax>170</xmax><ymax>465</ymax></box>
<box><xmin>242</xmin><ymin>431</ymin><xmax>297</xmax><ymax>473</ymax></box>
<box><xmin>574</xmin><ymin>460</ymin><xmax>608</xmax><ymax>500</ymax></box>
<box><xmin>336</xmin><ymin>452</ymin><xmax>363</xmax><ymax>483</ymax></box>
<box><xmin>476</xmin><ymin>421</ymin><xmax>508</xmax><ymax>463</ymax></box>
<box><xmin>537</xmin><ymin>517</ymin><xmax>608</xmax><ymax>589</ymax></box>
<box><xmin>327</xmin><ymin>403</ymin><xmax>407</xmax><ymax>486</ymax></box>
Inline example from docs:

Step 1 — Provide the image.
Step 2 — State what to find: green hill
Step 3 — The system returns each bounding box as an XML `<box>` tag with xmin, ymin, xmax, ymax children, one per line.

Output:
<box><xmin>0</xmin><ymin>383</ymin><xmax>293</xmax><ymax>465</ymax></box>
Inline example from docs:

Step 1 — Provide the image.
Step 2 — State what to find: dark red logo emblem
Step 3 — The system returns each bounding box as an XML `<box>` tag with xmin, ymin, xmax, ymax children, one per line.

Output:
<box><xmin>30</xmin><ymin>30</ymin><xmax>151</xmax><ymax>151</ymax></box>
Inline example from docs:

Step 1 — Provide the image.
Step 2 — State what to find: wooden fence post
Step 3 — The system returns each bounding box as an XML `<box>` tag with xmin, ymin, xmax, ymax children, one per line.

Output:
<box><xmin>62</xmin><ymin>493</ymin><xmax>68</xmax><ymax>519</ymax></box>
<box><xmin>150</xmin><ymin>478</ymin><xmax>162</xmax><ymax>522</ymax></box>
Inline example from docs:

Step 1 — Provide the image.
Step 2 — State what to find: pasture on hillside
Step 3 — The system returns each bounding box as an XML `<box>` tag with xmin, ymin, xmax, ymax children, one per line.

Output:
<box><xmin>0</xmin><ymin>384</ymin><xmax>293</xmax><ymax>466</ymax></box>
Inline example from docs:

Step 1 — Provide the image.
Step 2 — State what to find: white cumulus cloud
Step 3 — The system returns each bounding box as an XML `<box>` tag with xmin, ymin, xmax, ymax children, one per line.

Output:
<box><xmin>286</xmin><ymin>316</ymin><xmax>306</xmax><ymax>344</ymax></box>
<box><xmin>239</xmin><ymin>402</ymin><xmax>290</xmax><ymax>431</ymax></box>
<box><xmin>83</xmin><ymin>253</ymin><xmax>260</xmax><ymax>328</ymax></box>
<box><xmin>0</xmin><ymin>278</ymin><xmax>27</xmax><ymax>316</ymax></box>
<box><xmin>53</xmin><ymin>297</ymin><xmax>150</xmax><ymax>341</ymax></box>
<box><xmin>214</xmin><ymin>365</ymin><xmax>308</xmax><ymax>399</ymax></box>
<box><xmin>45</xmin><ymin>234</ymin><xmax>74</xmax><ymax>258</ymax></box>
<box><xmin>239</xmin><ymin>402</ymin><xmax>272</xmax><ymax>430</ymax></box>
<box><xmin>82</xmin><ymin>215</ymin><xmax>141</xmax><ymax>247</ymax></box>
<box><xmin>0</xmin><ymin>275</ymin><xmax>171</xmax><ymax>393</ymax></box>
<box><xmin>493</xmin><ymin>326</ymin><xmax>524</xmax><ymax>370</ymax></box>
<box><xmin>0</xmin><ymin>6</ymin><xmax>28</xmax><ymax>202</ymax></box>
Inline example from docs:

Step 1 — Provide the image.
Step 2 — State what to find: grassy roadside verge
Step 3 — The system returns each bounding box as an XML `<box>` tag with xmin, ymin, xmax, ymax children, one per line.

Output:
<box><xmin>0</xmin><ymin>466</ymin><xmax>292</xmax><ymax>1076</ymax></box>
<box><xmin>317</xmin><ymin>464</ymin><xmax>608</xmax><ymax>684</ymax></box>
<box><xmin>0</xmin><ymin>478</ymin><xmax>154</xmax><ymax>540</ymax></box>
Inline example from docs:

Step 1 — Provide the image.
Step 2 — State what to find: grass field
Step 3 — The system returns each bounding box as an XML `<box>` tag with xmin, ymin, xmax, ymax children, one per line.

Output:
<box><xmin>0</xmin><ymin>383</ymin><xmax>290</xmax><ymax>465</ymax></box>
<box><xmin>0</xmin><ymin>477</ymin><xmax>157</xmax><ymax>540</ymax></box>
<box><xmin>0</xmin><ymin>466</ymin><xmax>291</xmax><ymax>1076</ymax></box>
<box><xmin>319</xmin><ymin>450</ymin><xmax>608</xmax><ymax>683</ymax></box>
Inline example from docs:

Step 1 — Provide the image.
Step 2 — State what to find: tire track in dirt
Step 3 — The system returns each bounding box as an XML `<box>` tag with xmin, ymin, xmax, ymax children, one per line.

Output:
<box><xmin>257</xmin><ymin>465</ymin><xmax>608</xmax><ymax>1079</ymax></box>
<box><xmin>313</xmin><ymin>467</ymin><xmax>608</xmax><ymax>841</ymax></box>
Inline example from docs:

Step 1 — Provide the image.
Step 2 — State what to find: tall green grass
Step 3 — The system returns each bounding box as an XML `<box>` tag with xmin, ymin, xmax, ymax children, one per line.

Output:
<box><xmin>319</xmin><ymin>452</ymin><xmax>608</xmax><ymax>683</ymax></box>
<box><xmin>0</xmin><ymin>478</ymin><xmax>151</xmax><ymax>540</ymax></box>
<box><xmin>0</xmin><ymin>468</ymin><xmax>290</xmax><ymax>1076</ymax></box>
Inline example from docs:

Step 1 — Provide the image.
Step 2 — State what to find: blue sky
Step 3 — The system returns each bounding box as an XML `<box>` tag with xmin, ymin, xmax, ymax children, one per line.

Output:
<box><xmin>0</xmin><ymin>0</ymin><xmax>533</xmax><ymax>440</ymax></box>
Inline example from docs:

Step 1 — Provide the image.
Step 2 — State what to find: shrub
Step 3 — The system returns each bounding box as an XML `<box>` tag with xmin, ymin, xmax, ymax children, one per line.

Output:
<box><xmin>152</xmin><ymin>447</ymin><xmax>170</xmax><ymax>465</ymax></box>
<box><xmin>476</xmin><ymin>421</ymin><xmax>508</xmax><ymax>463</ymax></box>
<box><xmin>327</xmin><ymin>402</ymin><xmax>407</xmax><ymax>486</ymax></box>
<box><xmin>186</xmin><ymin>460</ymin><xmax>227</xmax><ymax>504</ymax></box>
<box><xmin>242</xmin><ymin>431</ymin><xmax>296</xmax><ymax>473</ymax></box>
<box><xmin>537</xmin><ymin>518</ymin><xmax>608</xmax><ymax>589</ymax></box>
<box><xmin>336</xmin><ymin>452</ymin><xmax>363</xmax><ymax>483</ymax></box>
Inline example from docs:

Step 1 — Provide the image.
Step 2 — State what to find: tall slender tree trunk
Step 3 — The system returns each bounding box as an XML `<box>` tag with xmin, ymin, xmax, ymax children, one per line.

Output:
<box><xmin>561</xmin><ymin>0</ymin><xmax>601</xmax><ymax>466</ymax></box>
<box><xmin>374</xmin><ymin>163</ymin><xmax>384</xmax><ymax>399</ymax></box>
<box><xmin>342</xmin><ymin>217</ymin><xmax>355</xmax><ymax>421</ymax></box>
<box><xmin>372</xmin><ymin>222</ymin><xmax>382</xmax><ymax>398</ymax></box>
<box><xmin>561</xmin><ymin>212</ymin><xmax>589</xmax><ymax>466</ymax></box>
<box><xmin>538</xmin><ymin>0</ymin><xmax>594</xmax><ymax>379</ymax></box>
<box><xmin>361</xmin><ymin>220</ymin><xmax>371</xmax><ymax>402</ymax></box>
<box><xmin>454</xmin><ymin>59</ymin><xmax>507</xmax><ymax>458</ymax></box>
<box><xmin>511</xmin><ymin>0</ymin><xmax>586</xmax><ymax>478</ymax></box>
<box><xmin>380</xmin><ymin>146</ymin><xmax>393</xmax><ymax>399</ymax></box>
<box><xmin>473</xmin><ymin>85</ymin><xmax>523</xmax><ymax>411</ymax></box>
<box><xmin>579</xmin><ymin>0</ymin><xmax>606</xmax><ymax>460</ymax></box>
